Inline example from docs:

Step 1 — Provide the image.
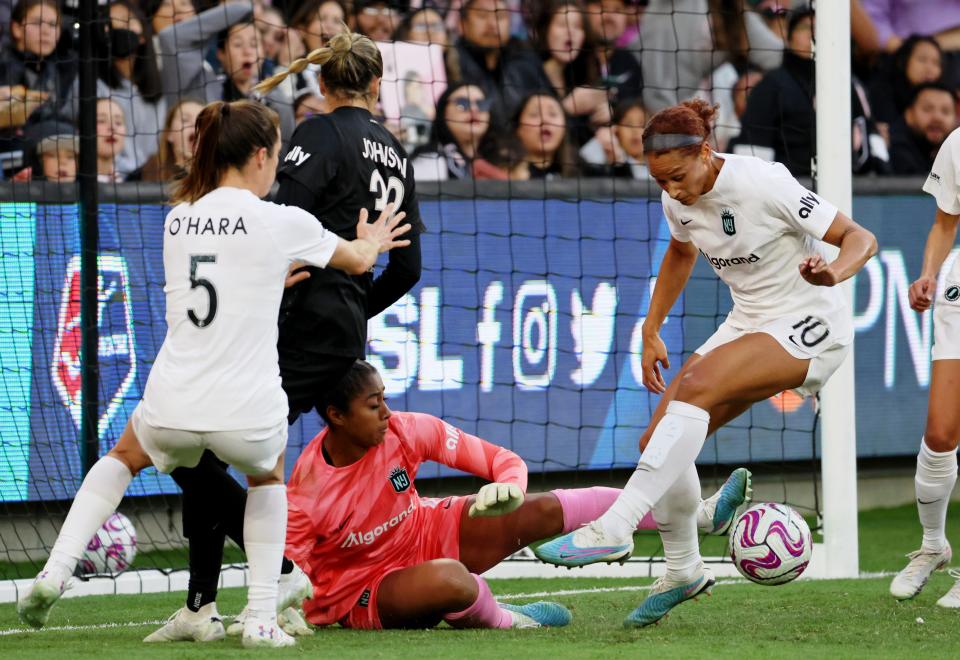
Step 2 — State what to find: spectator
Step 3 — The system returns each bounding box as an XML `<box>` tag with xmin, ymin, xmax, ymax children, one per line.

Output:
<box><xmin>869</xmin><ymin>35</ymin><xmax>945</xmax><ymax>132</ymax></box>
<box><xmin>513</xmin><ymin>91</ymin><xmax>578</xmax><ymax>178</ymax></box>
<box><xmin>97</xmin><ymin>0</ymin><xmax>166</xmax><ymax>176</ymax></box>
<box><xmin>731</xmin><ymin>8</ymin><xmax>888</xmax><ymax>176</ymax></box>
<box><xmin>580</xmin><ymin>95</ymin><xmax>647</xmax><ymax>178</ymax></box>
<box><xmin>395</xmin><ymin>5</ymin><xmax>450</xmax><ymax>46</ymax></box>
<box><xmin>453</xmin><ymin>0</ymin><xmax>552</xmax><ymax>125</ymax></box>
<box><xmin>862</xmin><ymin>0</ymin><xmax>960</xmax><ymax>60</ymax></box>
<box><xmin>411</xmin><ymin>81</ymin><xmax>494</xmax><ymax>180</ymax></box>
<box><xmin>128</xmin><ymin>97</ymin><xmax>203</xmax><ymax>182</ymax></box>
<box><xmin>96</xmin><ymin>97</ymin><xmax>127</xmax><ymax>183</ymax></box>
<box><xmin>583</xmin><ymin>0</ymin><xmax>643</xmax><ymax>104</ymax></box>
<box><xmin>889</xmin><ymin>83</ymin><xmax>958</xmax><ymax>175</ymax></box>
<box><xmin>15</xmin><ymin>117</ymin><xmax>76</xmax><ymax>182</ymax></box>
<box><xmin>353</xmin><ymin>0</ymin><xmax>403</xmax><ymax>42</ymax></box>
<box><xmin>256</xmin><ymin>5</ymin><xmax>287</xmax><ymax>63</ymax></box>
<box><xmin>148</xmin><ymin>0</ymin><xmax>197</xmax><ymax>35</ymax></box>
<box><xmin>294</xmin><ymin>91</ymin><xmax>327</xmax><ymax>125</ymax></box>
<box><xmin>638</xmin><ymin>0</ymin><xmax>783</xmax><ymax>113</ymax></box>
<box><xmin>291</xmin><ymin>0</ymin><xmax>345</xmax><ymax>52</ymax></box>
<box><xmin>701</xmin><ymin>63</ymin><xmax>763</xmax><ymax>151</ymax></box>
<box><xmin>157</xmin><ymin>7</ymin><xmax>295</xmax><ymax>144</ymax></box>
<box><xmin>530</xmin><ymin>0</ymin><xmax>610</xmax><ymax>146</ymax></box>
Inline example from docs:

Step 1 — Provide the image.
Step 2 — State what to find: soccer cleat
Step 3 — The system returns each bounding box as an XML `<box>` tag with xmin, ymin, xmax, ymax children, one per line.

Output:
<box><xmin>623</xmin><ymin>566</ymin><xmax>715</xmax><ymax>628</ymax></box>
<box><xmin>277</xmin><ymin>564</ymin><xmax>313</xmax><ymax>611</ymax></box>
<box><xmin>143</xmin><ymin>603</ymin><xmax>225</xmax><ymax>643</ymax></box>
<box><xmin>936</xmin><ymin>569</ymin><xmax>960</xmax><ymax>609</ymax></box>
<box><xmin>228</xmin><ymin>606</ymin><xmax>314</xmax><ymax>637</ymax></box>
<box><xmin>16</xmin><ymin>569</ymin><xmax>70</xmax><ymax>629</ymax></box>
<box><xmin>698</xmin><ymin>468</ymin><xmax>753</xmax><ymax>535</ymax></box>
<box><xmin>241</xmin><ymin>616</ymin><xmax>296</xmax><ymax>648</ymax></box>
<box><xmin>501</xmin><ymin>601</ymin><xmax>572</xmax><ymax>628</ymax></box>
<box><xmin>890</xmin><ymin>544</ymin><xmax>952</xmax><ymax>600</ymax></box>
<box><xmin>534</xmin><ymin>520</ymin><xmax>634</xmax><ymax>568</ymax></box>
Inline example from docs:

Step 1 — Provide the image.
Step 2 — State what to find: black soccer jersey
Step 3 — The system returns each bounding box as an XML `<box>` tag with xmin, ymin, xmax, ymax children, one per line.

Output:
<box><xmin>275</xmin><ymin>106</ymin><xmax>425</xmax><ymax>358</ymax></box>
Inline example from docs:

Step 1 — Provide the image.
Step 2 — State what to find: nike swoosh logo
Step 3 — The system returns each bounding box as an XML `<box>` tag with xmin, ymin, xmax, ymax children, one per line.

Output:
<box><xmin>917</xmin><ymin>498</ymin><xmax>941</xmax><ymax>505</ymax></box>
<box><xmin>556</xmin><ymin>542</ymin><xmax>625</xmax><ymax>560</ymax></box>
<box><xmin>788</xmin><ymin>335</ymin><xmax>800</xmax><ymax>346</ymax></box>
<box><xmin>680</xmin><ymin>219</ymin><xmax>693</xmax><ymax>225</ymax></box>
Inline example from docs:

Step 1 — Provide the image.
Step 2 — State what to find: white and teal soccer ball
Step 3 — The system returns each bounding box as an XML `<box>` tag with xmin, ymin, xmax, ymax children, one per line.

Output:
<box><xmin>79</xmin><ymin>512</ymin><xmax>138</xmax><ymax>575</ymax></box>
<box><xmin>728</xmin><ymin>502</ymin><xmax>812</xmax><ymax>585</ymax></box>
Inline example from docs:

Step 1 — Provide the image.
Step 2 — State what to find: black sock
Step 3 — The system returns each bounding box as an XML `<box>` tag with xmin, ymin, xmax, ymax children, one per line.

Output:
<box><xmin>281</xmin><ymin>557</ymin><xmax>294</xmax><ymax>575</ymax></box>
<box><xmin>186</xmin><ymin>529</ymin><xmax>226</xmax><ymax>612</ymax></box>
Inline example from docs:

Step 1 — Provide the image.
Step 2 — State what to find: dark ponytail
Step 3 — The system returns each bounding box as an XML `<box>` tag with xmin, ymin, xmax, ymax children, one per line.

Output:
<box><xmin>172</xmin><ymin>100</ymin><xmax>280</xmax><ymax>204</ymax></box>
<box><xmin>318</xmin><ymin>360</ymin><xmax>380</xmax><ymax>424</ymax></box>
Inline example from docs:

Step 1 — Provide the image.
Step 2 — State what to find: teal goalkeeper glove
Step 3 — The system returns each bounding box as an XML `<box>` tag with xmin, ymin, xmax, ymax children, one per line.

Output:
<box><xmin>468</xmin><ymin>483</ymin><xmax>524</xmax><ymax>518</ymax></box>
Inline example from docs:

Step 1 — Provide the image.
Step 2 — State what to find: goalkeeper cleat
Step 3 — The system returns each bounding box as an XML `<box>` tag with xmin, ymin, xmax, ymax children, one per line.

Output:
<box><xmin>143</xmin><ymin>604</ymin><xmax>225</xmax><ymax>643</ymax></box>
<box><xmin>890</xmin><ymin>544</ymin><xmax>952</xmax><ymax>600</ymax></box>
<box><xmin>698</xmin><ymin>468</ymin><xmax>753</xmax><ymax>535</ymax></box>
<box><xmin>623</xmin><ymin>566</ymin><xmax>715</xmax><ymax>628</ymax></box>
<box><xmin>242</xmin><ymin>616</ymin><xmax>296</xmax><ymax>649</ymax></box>
<box><xmin>17</xmin><ymin>568</ymin><xmax>70</xmax><ymax>629</ymax></box>
<box><xmin>228</xmin><ymin>606</ymin><xmax>314</xmax><ymax>637</ymax></box>
<box><xmin>501</xmin><ymin>601</ymin><xmax>572</xmax><ymax>628</ymax></box>
<box><xmin>936</xmin><ymin>569</ymin><xmax>960</xmax><ymax>609</ymax></box>
<box><xmin>534</xmin><ymin>520</ymin><xmax>633</xmax><ymax>568</ymax></box>
<box><xmin>277</xmin><ymin>563</ymin><xmax>313</xmax><ymax>611</ymax></box>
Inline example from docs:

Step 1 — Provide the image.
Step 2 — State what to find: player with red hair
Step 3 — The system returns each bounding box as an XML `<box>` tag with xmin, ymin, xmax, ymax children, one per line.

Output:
<box><xmin>537</xmin><ymin>99</ymin><xmax>878</xmax><ymax>627</ymax></box>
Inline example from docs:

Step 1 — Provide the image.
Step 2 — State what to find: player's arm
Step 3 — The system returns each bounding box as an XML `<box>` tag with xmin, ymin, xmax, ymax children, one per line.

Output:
<box><xmin>409</xmin><ymin>413</ymin><xmax>528</xmax><ymax>517</ymax></box>
<box><xmin>910</xmin><ymin>209</ymin><xmax>960</xmax><ymax>312</ymax></box>
<box><xmin>641</xmin><ymin>237</ymin><xmax>698</xmax><ymax>393</ymax></box>
<box><xmin>327</xmin><ymin>205</ymin><xmax>412</xmax><ymax>275</ymax></box>
<box><xmin>366</xmin><ymin>232</ymin><xmax>422</xmax><ymax>318</ymax></box>
<box><xmin>799</xmin><ymin>211</ymin><xmax>878</xmax><ymax>287</ymax></box>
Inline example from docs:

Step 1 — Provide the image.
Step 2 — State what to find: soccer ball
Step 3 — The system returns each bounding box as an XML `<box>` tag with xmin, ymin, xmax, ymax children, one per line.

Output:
<box><xmin>728</xmin><ymin>502</ymin><xmax>812</xmax><ymax>585</ymax></box>
<box><xmin>78</xmin><ymin>512</ymin><xmax>138</xmax><ymax>575</ymax></box>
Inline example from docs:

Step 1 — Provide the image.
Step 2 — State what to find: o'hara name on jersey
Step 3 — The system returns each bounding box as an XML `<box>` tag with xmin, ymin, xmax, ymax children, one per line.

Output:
<box><xmin>700</xmin><ymin>248</ymin><xmax>760</xmax><ymax>271</ymax></box>
<box><xmin>168</xmin><ymin>216</ymin><xmax>248</xmax><ymax>236</ymax></box>
<box><xmin>361</xmin><ymin>137</ymin><xmax>408</xmax><ymax>175</ymax></box>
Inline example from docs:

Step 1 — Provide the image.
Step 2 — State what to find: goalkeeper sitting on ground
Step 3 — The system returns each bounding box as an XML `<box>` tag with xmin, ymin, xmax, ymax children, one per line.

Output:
<box><xmin>264</xmin><ymin>360</ymin><xmax>752</xmax><ymax>631</ymax></box>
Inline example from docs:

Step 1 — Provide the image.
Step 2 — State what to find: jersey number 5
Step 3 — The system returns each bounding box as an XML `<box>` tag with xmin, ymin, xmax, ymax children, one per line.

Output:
<box><xmin>369</xmin><ymin>170</ymin><xmax>405</xmax><ymax>211</ymax></box>
<box><xmin>188</xmin><ymin>254</ymin><xmax>218</xmax><ymax>328</ymax></box>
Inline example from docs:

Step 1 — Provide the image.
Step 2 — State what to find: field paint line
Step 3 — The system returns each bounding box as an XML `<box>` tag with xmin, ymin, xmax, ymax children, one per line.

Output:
<box><xmin>495</xmin><ymin>578</ymin><xmax>748</xmax><ymax>601</ymax></box>
<box><xmin>0</xmin><ymin>619</ymin><xmax>167</xmax><ymax>637</ymax></box>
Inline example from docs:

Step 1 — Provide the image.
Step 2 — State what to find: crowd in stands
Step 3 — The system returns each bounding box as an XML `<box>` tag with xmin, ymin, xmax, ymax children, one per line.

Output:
<box><xmin>0</xmin><ymin>0</ymin><xmax>959</xmax><ymax>183</ymax></box>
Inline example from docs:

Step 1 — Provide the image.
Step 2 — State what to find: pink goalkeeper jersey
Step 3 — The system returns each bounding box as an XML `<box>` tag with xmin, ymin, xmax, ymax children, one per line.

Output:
<box><xmin>285</xmin><ymin>412</ymin><xmax>528</xmax><ymax>626</ymax></box>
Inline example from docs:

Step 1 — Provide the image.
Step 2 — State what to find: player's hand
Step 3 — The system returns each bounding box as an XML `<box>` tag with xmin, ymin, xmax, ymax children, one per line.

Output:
<box><xmin>798</xmin><ymin>255</ymin><xmax>839</xmax><ymax>287</ymax></box>
<box><xmin>468</xmin><ymin>482</ymin><xmax>524</xmax><ymax>518</ymax></box>
<box><xmin>356</xmin><ymin>203</ymin><xmax>411</xmax><ymax>253</ymax></box>
<box><xmin>284</xmin><ymin>261</ymin><xmax>310</xmax><ymax>288</ymax></box>
<box><xmin>641</xmin><ymin>331</ymin><xmax>669</xmax><ymax>394</ymax></box>
<box><xmin>909</xmin><ymin>276</ymin><xmax>937</xmax><ymax>312</ymax></box>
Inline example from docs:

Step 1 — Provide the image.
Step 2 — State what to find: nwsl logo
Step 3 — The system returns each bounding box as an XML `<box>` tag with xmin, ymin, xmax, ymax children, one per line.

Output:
<box><xmin>51</xmin><ymin>255</ymin><xmax>137</xmax><ymax>437</ymax></box>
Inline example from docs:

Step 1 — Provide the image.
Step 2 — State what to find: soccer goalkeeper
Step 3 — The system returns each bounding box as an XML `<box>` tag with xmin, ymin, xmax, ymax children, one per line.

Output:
<box><xmin>272</xmin><ymin>360</ymin><xmax>752</xmax><ymax>630</ymax></box>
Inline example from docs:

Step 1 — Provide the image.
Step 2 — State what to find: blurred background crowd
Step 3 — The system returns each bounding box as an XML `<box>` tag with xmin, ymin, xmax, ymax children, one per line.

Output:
<box><xmin>0</xmin><ymin>0</ymin><xmax>958</xmax><ymax>184</ymax></box>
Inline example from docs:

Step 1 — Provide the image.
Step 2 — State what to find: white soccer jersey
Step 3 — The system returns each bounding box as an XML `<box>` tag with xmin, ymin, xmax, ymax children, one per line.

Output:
<box><xmin>140</xmin><ymin>187</ymin><xmax>340</xmax><ymax>431</ymax></box>
<box><xmin>662</xmin><ymin>153</ymin><xmax>851</xmax><ymax>343</ymax></box>
<box><xmin>923</xmin><ymin>127</ymin><xmax>960</xmax><ymax>282</ymax></box>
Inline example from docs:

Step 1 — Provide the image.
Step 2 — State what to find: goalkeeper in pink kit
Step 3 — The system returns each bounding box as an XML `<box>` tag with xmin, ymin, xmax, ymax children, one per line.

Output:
<box><xmin>284</xmin><ymin>360</ymin><xmax>752</xmax><ymax>630</ymax></box>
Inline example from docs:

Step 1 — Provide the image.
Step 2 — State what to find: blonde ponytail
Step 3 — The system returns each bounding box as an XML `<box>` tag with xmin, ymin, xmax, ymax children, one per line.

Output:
<box><xmin>254</xmin><ymin>27</ymin><xmax>383</xmax><ymax>101</ymax></box>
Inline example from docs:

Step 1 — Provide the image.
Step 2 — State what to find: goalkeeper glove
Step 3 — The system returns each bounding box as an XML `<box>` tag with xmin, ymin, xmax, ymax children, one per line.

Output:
<box><xmin>468</xmin><ymin>482</ymin><xmax>524</xmax><ymax>518</ymax></box>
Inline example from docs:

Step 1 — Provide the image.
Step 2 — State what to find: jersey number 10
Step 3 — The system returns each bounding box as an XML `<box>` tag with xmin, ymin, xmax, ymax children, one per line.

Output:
<box><xmin>369</xmin><ymin>169</ymin><xmax>405</xmax><ymax>211</ymax></box>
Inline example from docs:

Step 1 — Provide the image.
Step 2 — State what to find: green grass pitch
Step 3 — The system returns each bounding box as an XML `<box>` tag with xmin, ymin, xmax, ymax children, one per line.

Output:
<box><xmin>2</xmin><ymin>504</ymin><xmax>959</xmax><ymax>659</ymax></box>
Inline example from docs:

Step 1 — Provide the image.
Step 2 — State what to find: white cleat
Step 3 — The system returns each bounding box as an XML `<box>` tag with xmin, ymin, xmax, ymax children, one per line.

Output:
<box><xmin>936</xmin><ymin>569</ymin><xmax>960</xmax><ymax>609</ymax></box>
<box><xmin>228</xmin><ymin>606</ymin><xmax>314</xmax><ymax>637</ymax></box>
<box><xmin>277</xmin><ymin>564</ymin><xmax>313</xmax><ymax>611</ymax></box>
<box><xmin>143</xmin><ymin>603</ymin><xmax>225</xmax><ymax>643</ymax></box>
<box><xmin>890</xmin><ymin>544</ymin><xmax>952</xmax><ymax>600</ymax></box>
<box><xmin>241</xmin><ymin>616</ymin><xmax>296</xmax><ymax>648</ymax></box>
<box><xmin>17</xmin><ymin>569</ymin><xmax>70</xmax><ymax>629</ymax></box>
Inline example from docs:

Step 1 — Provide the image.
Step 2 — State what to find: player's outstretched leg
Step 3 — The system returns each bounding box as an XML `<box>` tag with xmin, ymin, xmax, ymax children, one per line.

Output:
<box><xmin>18</xmin><ymin>423</ymin><xmax>146</xmax><ymax>628</ymax></box>
<box><xmin>375</xmin><ymin>559</ymin><xmax>570</xmax><ymax>629</ymax></box>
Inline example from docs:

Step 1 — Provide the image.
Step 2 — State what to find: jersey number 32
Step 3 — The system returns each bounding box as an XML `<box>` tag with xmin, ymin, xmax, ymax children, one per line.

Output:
<box><xmin>369</xmin><ymin>170</ymin><xmax>405</xmax><ymax>211</ymax></box>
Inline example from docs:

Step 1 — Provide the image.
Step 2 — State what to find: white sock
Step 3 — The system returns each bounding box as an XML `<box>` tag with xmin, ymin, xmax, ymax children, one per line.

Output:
<box><xmin>653</xmin><ymin>465</ymin><xmax>702</xmax><ymax>580</ymax></box>
<box><xmin>598</xmin><ymin>401</ymin><xmax>710</xmax><ymax>540</ymax></box>
<box><xmin>916</xmin><ymin>439</ymin><xmax>958</xmax><ymax>552</ymax></box>
<box><xmin>244</xmin><ymin>484</ymin><xmax>287</xmax><ymax>620</ymax></box>
<box><xmin>44</xmin><ymin>456</ymin><xmax>132</xmax><ymax>576</ymax></box>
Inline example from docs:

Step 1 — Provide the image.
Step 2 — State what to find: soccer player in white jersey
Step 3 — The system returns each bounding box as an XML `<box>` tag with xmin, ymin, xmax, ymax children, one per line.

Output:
<box><xmin>889</xmin><ymin>126</ymin><xmax>960</xmax><ymax>607</ymax></box>
<box><xmin>16</xmin><ymin>100</ymin><xmax>410</xmax><ymax>648</ymax></box>
<box><xmin>536</xmin><ymin>99</ymin><xmax>878</xmax><ymax>626</ymax></box>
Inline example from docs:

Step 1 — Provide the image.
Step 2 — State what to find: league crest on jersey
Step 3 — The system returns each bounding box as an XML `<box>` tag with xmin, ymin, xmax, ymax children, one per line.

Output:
<box><xmin>389</xmin><ymin>466</ymin><xmax>411</xmax><ymax>493</ymax></box>
<box><xmin>51</xmin><ymin>255</ymin><xmax>137</xmax><ymax>438</ymax></box>
<box><xmin>721</xmin><ymin>208</ymin><xmax>736</xmax><ymax>236</ymax></box>
<box><xmin>946</xmin><ymin>285</ymin><xmax>960</xmax><ymax>302</ymax></box>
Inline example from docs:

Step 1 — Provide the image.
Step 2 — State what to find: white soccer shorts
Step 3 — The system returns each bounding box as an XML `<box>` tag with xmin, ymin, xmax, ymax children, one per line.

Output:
<box><xmin>131</xmin><ymin>403</ymin><xmax>287</xmax><ymax>476</ymax></box>
<box><xmin>932</xmin><ymin>279</ymin><xmax>960</xmax><ymax>361</ymax></box>
<box><xmin>695</xmin><ymin>313</ymin><xmax>850</xmax><ymax>397</ymax></box>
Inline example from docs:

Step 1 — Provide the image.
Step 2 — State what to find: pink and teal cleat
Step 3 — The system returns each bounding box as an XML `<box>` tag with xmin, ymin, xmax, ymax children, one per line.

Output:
<box><xmin>623</xmin><ymin>566</ymin><xmax>715</xmax><ymax>628</ymax></box>
<box><xmin>534</xmin><ymin>520</ymin><xmax>634</xmax><ymax>568</ymax></box>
